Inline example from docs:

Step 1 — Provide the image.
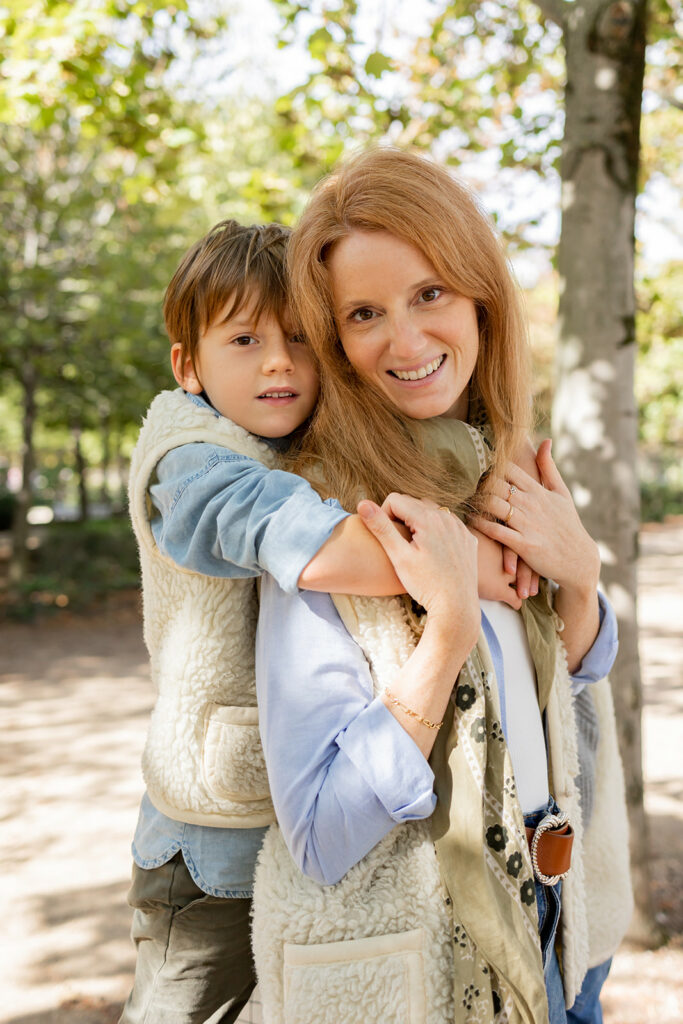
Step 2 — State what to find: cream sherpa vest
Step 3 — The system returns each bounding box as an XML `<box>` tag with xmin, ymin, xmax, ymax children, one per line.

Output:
<box><xmin>128</xmin><ymin>388</ymin><xmax>277</xmax><ymax>828</ymax></box>
<box><xmin>252</xmin><ymin>593</ymin><xmax>633</xmax><ymax>1022</ymax></box>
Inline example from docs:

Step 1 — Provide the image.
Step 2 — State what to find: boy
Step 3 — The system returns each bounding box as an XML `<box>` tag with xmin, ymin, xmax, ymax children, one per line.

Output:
<box><xmin>120</xmin><ymin>219</ymin><xmax>523</xmax><ymax>1024</ymax></box>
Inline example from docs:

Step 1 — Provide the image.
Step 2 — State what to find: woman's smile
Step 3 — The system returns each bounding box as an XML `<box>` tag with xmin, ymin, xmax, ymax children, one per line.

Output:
<box><xmin>387</xmin><ymin>353</ymin><xmax>446</xmax><ymax>383</ymax></box>
<box><xmin>327</xmin><ymin>229</ymin><xmax>479</xmax><ymax>421</ymax></box>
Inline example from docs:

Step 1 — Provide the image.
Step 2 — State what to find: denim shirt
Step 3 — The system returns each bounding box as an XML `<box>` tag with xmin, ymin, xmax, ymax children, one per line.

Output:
<box><xmin>132</xmin><ymin>391</ymin><xmax>350</xmax><ymax>896</ymax></box>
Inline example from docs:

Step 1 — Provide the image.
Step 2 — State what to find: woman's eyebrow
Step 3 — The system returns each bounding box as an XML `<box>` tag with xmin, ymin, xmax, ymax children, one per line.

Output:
<box><xmin>336</xmin><ymin>298</ymin><xmax>372</xmax><ymax>315</ymax></box>
<box><xmin>337</xmin><ymin>277</ymin><xmax>441</xmax><ymax>314</ymax></box>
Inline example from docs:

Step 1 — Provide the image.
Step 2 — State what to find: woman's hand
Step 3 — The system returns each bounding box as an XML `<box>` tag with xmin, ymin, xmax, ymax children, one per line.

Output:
<box><xmin>358</xmin><ymin>493</ymin><xmax>481</xmax><ymax>758</ymax></box>
<box><xmin>472</xmin><ymin>440</ymin><xmax>601</xmax><ymax>672</ymax></box>
<box><xmin>357</xmin><ymin>494</ymin><xmax>480</xmax><ymax>647</ymax></box>
<box><xmin>473</xmin><ymin>440</ymin><xmax>600</xmax><ymax>595</ymax></box>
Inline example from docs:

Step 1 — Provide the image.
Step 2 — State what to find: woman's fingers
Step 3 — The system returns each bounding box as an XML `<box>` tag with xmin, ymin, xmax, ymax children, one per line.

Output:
<box><xmin>482</xmin><ymin>492</ymin><xmax>524</xmax><ymax>528</ymax></box>
<box><xmin>357</xmin><ymin>499</ymin><xmax>410</xmax><ymax>555</ymax></box>
<box><xmin>360</xmin><ymin>494</ymin><xmax>479</xmax><ymax>625</ymax></box>
<box><xmin>535</xmin><ymin>439</ymin><xmax>572</xmax><ymax>497</ymax></box>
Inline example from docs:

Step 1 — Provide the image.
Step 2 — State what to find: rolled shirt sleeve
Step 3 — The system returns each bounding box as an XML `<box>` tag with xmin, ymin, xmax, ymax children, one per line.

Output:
<box><xmin>255</xmin><ymin>576</ymin><xmax>436</xmax><ymax>886</ymax></box>
<box><xmin>150</xmin><ymin>443</ymin><xmax>349</xmax><ymax>592</ymax></box>
<box><xmin>570</xmin><ymin>590</ymin><xmax>619</xmax><ymax>693</ymax></box>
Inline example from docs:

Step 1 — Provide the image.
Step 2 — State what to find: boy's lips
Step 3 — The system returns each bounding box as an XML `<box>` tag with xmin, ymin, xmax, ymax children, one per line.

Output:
<box><xmin>257</xmin><ymin>388</ymin><xmax>299</xmax><ymax>405</ymax></box>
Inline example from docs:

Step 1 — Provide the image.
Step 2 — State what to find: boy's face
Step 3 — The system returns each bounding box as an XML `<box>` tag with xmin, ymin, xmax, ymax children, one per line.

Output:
<box><xmin>172</xmin><ymin>299</ymin><xmax>319</xmax><ymax>438</ymax></box>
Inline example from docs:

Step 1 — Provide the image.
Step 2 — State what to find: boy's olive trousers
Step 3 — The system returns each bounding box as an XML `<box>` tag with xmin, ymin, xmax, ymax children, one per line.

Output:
<box><xmin>118</xmin><ymin>853</ymin><xmax>256</xmax><ymax>1024</ymax></box>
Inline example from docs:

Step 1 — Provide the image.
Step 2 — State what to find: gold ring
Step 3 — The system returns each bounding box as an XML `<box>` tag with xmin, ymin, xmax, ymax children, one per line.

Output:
<box><xmin>508</xmin><ymin>484</ymin><xmax>518</xmax><ymax>499</ymax></box>
<box><xmin>437</xmin><ymin>506</ymin><xmax>452</xmax><ymax>514</ymax></box>
<box><xmin>503</xmin><ymin>503</ymin><xmax>515</xmax><ymax>524</ymax></box>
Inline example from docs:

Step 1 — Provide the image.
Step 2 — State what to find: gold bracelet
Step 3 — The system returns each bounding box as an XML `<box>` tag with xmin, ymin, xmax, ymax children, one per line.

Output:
<box><xmin>383</xmin><ymin>687</ymin><xmax>443</xmax><ymax>730</ymax></box>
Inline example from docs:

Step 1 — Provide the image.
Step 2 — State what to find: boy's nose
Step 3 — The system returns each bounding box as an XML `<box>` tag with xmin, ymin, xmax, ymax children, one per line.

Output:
<box><xmin>263</xmin><ymin>340</ymin><xmax>295</xmax><ymax>373</ymax></box>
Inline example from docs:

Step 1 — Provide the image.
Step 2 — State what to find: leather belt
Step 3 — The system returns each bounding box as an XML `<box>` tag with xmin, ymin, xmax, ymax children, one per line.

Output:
<box><xmin>525</xmin><ymin>812</ymin><xmax>574</xmax><ymax>885</ymax></box>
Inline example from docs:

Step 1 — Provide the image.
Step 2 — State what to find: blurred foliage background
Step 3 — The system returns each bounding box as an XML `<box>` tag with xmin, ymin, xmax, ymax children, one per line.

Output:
<box><xmin>0</xmin><ymin>0</ymin><xmax>681</xmax><ymax>614</ymax></box>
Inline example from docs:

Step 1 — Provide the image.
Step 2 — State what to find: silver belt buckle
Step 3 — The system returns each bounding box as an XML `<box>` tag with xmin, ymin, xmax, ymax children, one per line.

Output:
<box><xmin>530</xmin><ymin>809</ymin><xmax>571</xmax><ymax>886</ymax></box>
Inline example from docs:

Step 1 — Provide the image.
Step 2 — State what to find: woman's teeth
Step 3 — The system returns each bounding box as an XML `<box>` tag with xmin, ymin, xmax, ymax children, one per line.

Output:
<box><xmin>261</xmin><ymin>391</ymin><xmax>295</xmax><ymax>398</ymax></box>
<box><xmin>391</xmin><ymin>355</ymin><xmax>445</xmax><ymax>381</ymax></box>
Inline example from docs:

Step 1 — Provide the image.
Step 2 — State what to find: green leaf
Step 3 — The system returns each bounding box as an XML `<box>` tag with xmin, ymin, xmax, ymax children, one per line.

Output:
<box><xmin>308</xmin><ymin>26</ymin><xmax>333</xmax><ymax>60</ymax></box>
<box><xmin>364</xmin><ymin>51</ymin><xmax>393</xmax><ymax>78</ymax></box>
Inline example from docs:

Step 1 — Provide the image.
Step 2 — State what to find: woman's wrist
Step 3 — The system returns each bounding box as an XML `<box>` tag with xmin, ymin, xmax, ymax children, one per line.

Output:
<box><xmin>554</xmin><ymin>538</ymin><xmax>601</xmax><ymax>601</ymax></box>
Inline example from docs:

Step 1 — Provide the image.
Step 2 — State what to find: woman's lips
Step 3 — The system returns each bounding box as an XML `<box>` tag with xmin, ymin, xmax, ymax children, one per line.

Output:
<box><xmin>387</xmin><ymin>354</ymin><xmax>446</xmax><ymax>386</ymax></box>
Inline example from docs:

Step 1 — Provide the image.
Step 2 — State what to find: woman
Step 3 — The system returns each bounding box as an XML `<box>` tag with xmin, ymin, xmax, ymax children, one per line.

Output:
<box><xmin>252</xmin><ymin>148</ymin><xmax>631</xmax><ymax>1024</ymax></box>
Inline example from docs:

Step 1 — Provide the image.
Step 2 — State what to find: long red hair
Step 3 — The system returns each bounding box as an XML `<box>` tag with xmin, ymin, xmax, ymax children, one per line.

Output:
<box><xmin>286</xmin><ymin>147</ymin><xmax>532</xmax><ymax>511</ymax></box>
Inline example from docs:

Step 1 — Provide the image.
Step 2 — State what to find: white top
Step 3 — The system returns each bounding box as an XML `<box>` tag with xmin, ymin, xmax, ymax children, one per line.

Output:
<box><xmin>480</xmin><ymin>599</ymin><xmax>550</xmax><ymax>813</ymax></box>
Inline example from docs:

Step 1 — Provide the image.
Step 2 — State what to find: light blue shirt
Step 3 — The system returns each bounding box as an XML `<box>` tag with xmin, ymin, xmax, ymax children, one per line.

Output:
<box><xmin>132</xmin><ymin>391</ymin><xmax>350</xmax><ymax>896</ymax></box>
<box><xmin>255</xmin><ymin>580</ymin><xmax>618</xmax><ymax>886</ymax></box>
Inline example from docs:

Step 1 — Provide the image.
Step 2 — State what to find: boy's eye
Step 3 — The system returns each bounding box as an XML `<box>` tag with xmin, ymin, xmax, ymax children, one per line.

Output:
<box><xmin>418</xmin><ymin>287</ymin><xmax>442</xmax><ymax>303</ymax></box>
<box><xmin>232</xmin><ymin>334</ymin><xmax>257</xmax><ymax>346</ymax></box>
<box><xmin>350</xmin><ymin>307</ymin><xmax>375</xmax><ymax>323</ymax></box>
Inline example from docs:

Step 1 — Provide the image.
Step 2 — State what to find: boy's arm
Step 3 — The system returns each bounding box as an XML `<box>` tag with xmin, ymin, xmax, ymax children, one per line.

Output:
<box><xmin>298</xmin><ymin>515</ymin><xmax>405</xmax><ymax>596</ymax></box>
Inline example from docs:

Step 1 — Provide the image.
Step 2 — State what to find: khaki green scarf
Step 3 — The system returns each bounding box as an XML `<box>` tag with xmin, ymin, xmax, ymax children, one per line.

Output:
<box><xmin>415</xmin><ymin>417</ymin><xmax>560</xmax><ymax>1024</ymax></box>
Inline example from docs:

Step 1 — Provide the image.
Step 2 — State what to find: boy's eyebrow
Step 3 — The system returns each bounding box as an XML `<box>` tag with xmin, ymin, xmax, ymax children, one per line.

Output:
<box><xmin>215</xmin><ymin>312</ymin><xmax>257</xmax><ymax>328</ymax></box>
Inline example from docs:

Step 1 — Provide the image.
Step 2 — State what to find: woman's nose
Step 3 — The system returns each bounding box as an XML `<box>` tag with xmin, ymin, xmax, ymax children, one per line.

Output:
<box><xmin>387</xmin><ymin>315</ymin><xmax>427</xmax><ymax>361</ymax></box>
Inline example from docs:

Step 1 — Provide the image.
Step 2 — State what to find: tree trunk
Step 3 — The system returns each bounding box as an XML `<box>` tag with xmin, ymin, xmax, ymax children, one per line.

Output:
<box><xmin>546</xmin><ymin>0</ymin><xmax>657</xmax><ymax>943</ymax></box>
<box><xmin>100</xmin><ymin>416</ymin><xmax>111</xmax><ymax>508</ymax></box>
<box><xmin>8</xmin><ymin>363</ymin><xmax>37</xmax><ymax>590</ymax></box>
<box><xmin>73</xmin><ymin>427</ymin><xmax>89</xmax><ymax>523</ymax></box>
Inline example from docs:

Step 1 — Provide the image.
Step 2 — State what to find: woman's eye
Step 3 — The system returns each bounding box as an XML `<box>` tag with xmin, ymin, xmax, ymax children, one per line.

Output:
<box><xmin>290</xmin><ymin>334</ymin><xmax>306</xmax><ymax>345</ymax></box>
<box><xmin>419</xmin><ymin>287</ymin><xmax>442</xmax><ymax>303</ymax></box>
<box><xmin>351</xmin><ymin>307</ymin><xmax>375</xmax><ymax>323</ymax></box>
<box><xmin>232</xmin><ymin>334</ymin><xmax>257</xmax><ymax>346</ymax></box>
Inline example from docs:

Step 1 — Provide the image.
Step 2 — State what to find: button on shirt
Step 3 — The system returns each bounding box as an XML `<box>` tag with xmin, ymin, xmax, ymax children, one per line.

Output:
<box><xmin>132</xmin><ymin>391</ymin><xmax>350</xmax><ymax>897</ymax></box>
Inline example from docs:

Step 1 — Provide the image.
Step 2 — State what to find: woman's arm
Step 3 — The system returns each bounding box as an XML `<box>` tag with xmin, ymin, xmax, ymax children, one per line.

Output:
<box><xmin>356</xmin><ymin>494</ymin><xmax>480</xmax><ymax>757</ymax></box>
<box><xmin>255</xmin><ymin>580</ymin><xmax>439</xmax><ymax>885</ymax></box>
<box><xmin>472</xmin><ymin>440</ymin><xmax>601</xmax><ymax>673</ymax></box>
<box><xmin>256</xmin><ymin>494</ymin><xmax>480</xmax><ymax>882</ymax></box>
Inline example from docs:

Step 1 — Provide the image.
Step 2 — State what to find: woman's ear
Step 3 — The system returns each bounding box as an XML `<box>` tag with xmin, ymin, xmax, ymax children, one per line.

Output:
<box><xmin>170</xmin><ymin>343</ymin><xmax>203</xmax><ymax>394</ymax></box>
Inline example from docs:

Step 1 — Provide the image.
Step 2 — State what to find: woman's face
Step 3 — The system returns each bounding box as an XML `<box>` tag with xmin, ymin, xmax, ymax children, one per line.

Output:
<box><xmin>327</xmin><ymin>229</ymin><xmax>479</xmax><ymax>420</ymax></box>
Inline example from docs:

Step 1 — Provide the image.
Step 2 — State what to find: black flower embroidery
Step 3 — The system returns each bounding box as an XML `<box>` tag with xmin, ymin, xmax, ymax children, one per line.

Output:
<box><xmin>455</xmin><ymin>683</ymin><xmax>476</xmax><ymax>711</ymax></box>
<box><xmin>490</xmin><ymin>720</ymin><xmax>504</xmax><ymax>743</ymax></box>
<box><xmin>462</xmin><ymin>983</ymin><xmax>481</xmax><ymax>1011</ymax></box>
<box><xmin>504</xmin><ymin>775</ymin><xmax>517</xmax><ymax>798</ymax></box>
<box><xmin>506</xmin><ymin>851</ymin><xmax>523</xmax><ymax>878</ymax></box>
<box><xmin>486</xmin><ymin>824</ymin><xmax>508</xmax><ymax>852</ymax></box>
<box><xmin>470</xmin><ymin>717</ymin><xmax>486</xmax><ymax>743</ymax></box>
<box><xmin>453</xmin><ymin>924</ymin><xmax>468</xmax><ymax>949</ymax></box>
<box><xmin>520</xmin><ymin>879</ymin><xmax>536</xmax><ymax>906</ymax></box>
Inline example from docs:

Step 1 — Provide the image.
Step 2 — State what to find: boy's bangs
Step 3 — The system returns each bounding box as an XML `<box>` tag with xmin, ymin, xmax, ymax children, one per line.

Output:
<box><xmin>201</xmin><ymin>246</ymin><xmax>289</xmax><ymax>333</ymax></box>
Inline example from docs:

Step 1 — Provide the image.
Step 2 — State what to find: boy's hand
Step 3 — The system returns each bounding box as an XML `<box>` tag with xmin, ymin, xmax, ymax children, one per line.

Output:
<box><xmin>497</xmin><ymin>438</ymin><xmax>540</xmax><ymax>600</ymax></box>
<box><xmin>471</xmin><ymin>528</ymin><xmax>522</xmax><ymax>610</ymax></box>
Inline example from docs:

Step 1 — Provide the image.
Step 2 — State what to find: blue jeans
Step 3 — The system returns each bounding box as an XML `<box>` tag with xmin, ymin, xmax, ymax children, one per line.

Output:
<box><xmin>567</xmin><ymin>959</ymin><xmax>613</xmax><ymax>1024</ymax></box>
<box><xmin>525</xmin><ymin>802</ymin><xmax>567</xmax><ymax>1024</ymax></box>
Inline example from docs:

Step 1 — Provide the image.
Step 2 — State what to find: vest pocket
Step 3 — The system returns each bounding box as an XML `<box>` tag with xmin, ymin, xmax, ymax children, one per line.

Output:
<box><xmin>201</xmin><ymin>703</ymin><xmax>271</xmax><ymax>802</ymax></box>
<box><xmin>282</xmin><ymin>929</ymin><xmax>427</xmax><ymax>1024</ymax></box>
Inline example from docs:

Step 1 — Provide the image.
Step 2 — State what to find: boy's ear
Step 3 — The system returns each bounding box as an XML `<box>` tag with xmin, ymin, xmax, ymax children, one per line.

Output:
<box><xmin>171</xmin><ymin>343</ymin><xmax>203</xmax><ymax>394</ymax></box>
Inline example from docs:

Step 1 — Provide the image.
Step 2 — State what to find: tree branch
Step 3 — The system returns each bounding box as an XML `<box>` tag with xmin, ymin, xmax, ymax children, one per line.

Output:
<box><xmin>534</xmin><ymin>0</ymin><xmax>567</xmax><ymax>29</ymax></box>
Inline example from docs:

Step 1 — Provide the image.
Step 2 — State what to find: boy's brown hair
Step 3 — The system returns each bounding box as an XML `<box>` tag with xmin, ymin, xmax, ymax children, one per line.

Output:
<box><xmin>163</xmin><ymin>220</ymin><xmax>291</xmax><ymax>374</ymax></box>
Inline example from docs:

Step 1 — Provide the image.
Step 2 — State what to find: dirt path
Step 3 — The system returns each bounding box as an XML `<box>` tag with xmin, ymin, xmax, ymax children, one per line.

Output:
<box><xmin>1</xmin><ymin>525</ymin><xmax>682</xmax><ymax>1024</ymax></box>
